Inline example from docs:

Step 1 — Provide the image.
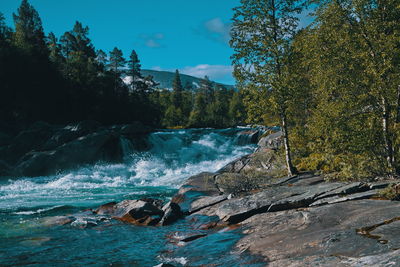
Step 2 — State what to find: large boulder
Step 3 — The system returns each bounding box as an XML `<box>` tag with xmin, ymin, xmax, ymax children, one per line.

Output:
<box><xmin>257</xmin><ymin>131</ymin><xmax>283</xmax><ymax>149</ymax></box>
<box><xmin>0</xmin><ymin>124</ymin><xmax>55</xmax><ymax>164</ymax></box>
<box><xmin>17</xmin><ymin>131</ymin><xmax>123</xmax><ymax>177</ymax></box>
<box><xmin>236</xmin><ymin>130</ymin><xmax>261</xmax><ymax>145</ymax></box>
<box><xmin>96</xmin><ymin>199</ymin><xmax>163</xmax><ymax>226</ymax></box>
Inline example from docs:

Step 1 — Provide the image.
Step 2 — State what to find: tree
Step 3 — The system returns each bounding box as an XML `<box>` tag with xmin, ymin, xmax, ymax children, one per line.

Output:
<box><xmin>188</xmin><ymin>91</ymin><xmax>207</xmax><ymax>127</ymax></box>
<box><xmin>108</xmin><ymin>47</ymin><xmax>126</xmax><ymax>74</ymax></box>
<box><xmin>231</xmin><ymin>0</ymin><xmax>305</xmax><ymax>176</ymax></box>
<box><xmin>13</xmin><ymin>0</ymin><xmax>47</xmax><ymax>56</ymax></box>
<box><xmin>172</xmin><ymin>69</ymin><xmax>183</xmax><ymax>108</ymax></box>
<box><xmin>47</xmin><ymin>32</ymin><xmax>64</xmax><ymax>66</ymax></box>
<box><xmin>96</xmin><ymin>49</ymin><xmax>108</xmax><ymax>67</ymax></box>
<box><xmin>0</xmin><ymin>12</ymin><xmax>11</xmax><ymax>42</ymax></box>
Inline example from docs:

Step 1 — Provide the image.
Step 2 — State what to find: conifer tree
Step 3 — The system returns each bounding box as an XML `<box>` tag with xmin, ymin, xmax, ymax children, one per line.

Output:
<box><xmin>172</xmin><ymin>69</ymin><xmax>183</xmax><ymax>108</ymax></box>
<box><xmin>13</xmin><ymin>0</ymin><xmax>47</xmax><ymax>56</ymax></box>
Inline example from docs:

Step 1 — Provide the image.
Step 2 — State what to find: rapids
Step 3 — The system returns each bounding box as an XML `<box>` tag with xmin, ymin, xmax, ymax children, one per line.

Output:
<box><xmin>0</xmin><ymin>128</ymin><xmax>262</xmax><ymax>266</ymax></box>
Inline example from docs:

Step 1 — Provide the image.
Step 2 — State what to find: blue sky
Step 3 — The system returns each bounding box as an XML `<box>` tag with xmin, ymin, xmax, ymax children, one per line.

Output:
<box><xmin>0</xmin><ymin>0</ymin><xmax>313</xmax><ymax>85</ymax></box>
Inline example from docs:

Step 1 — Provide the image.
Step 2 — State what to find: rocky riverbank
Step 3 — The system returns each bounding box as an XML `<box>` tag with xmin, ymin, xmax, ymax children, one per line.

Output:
<box><xmin>161</xmin><ymin>132</ymin><xmax>400</xmax><ymax>266</ymax></box>
<box><xmin>0</xmin><ymin>121</ymin><xmax>153</xmax><ymax>177</ymax></box>
<box><xmin>85</xmin><ymin>130</ymin><xmax>399</xmax><ymax>266</ymax></box>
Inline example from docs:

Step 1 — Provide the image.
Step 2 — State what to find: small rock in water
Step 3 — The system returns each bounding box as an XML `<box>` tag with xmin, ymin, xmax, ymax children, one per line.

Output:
<box><xmin>159</xmin><ymin>202</ymin><xmax>183</xmax><ymax>226</ymax></box>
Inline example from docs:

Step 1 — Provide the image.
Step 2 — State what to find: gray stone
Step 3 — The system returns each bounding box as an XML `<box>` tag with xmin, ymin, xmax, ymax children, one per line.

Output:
<box><xmin>189</xmin><ymin>195</ymin><xmax>227</xmax><ymax>214</ymax></box>
<box><xmin>315</xmin><ymin>182</ymin><xmax>368</xmax><ymax>200</ymax></box>
<box><xmin>236</xmin><ymin>200</ymin><xmax>400</xmax><ymax>265</ymax></box>
<box><xmin>257</xmin><ymin>131</ymin><xmax>283</xmax><ymax>149</ymax></box>
<box><xmin>159</xmin><ymin>202</ymin><xmax>183</xmax><ymax>226</ymax></box>
<box><xmin>311</xmin><ymin>190</ymin><xmax>379</xmax><ymax>207</ymax></box>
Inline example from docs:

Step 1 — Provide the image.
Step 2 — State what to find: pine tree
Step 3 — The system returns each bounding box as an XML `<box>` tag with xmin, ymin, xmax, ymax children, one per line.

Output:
<box><xmin>231</xmin><ymin>0</ymin><xmax>305</xmax><ymax>176</ymax></box>
<box><xmin>172</xmin><ymin>69</ymin><xmax>183</xmax><ymax>108</ymax></box>
<box><xmin>188</xmin><ymin>91</ymin><xmax>207</xmax><ymax>127</ymax></box>
<box><xmin>13</xmin><ymin>0</ymin><xmax>47</xmax><ymax>56</ymax></box>
<box><xmin>47</xmin><ymin>32</ymin><xmax>64</xmax><ymax>66</ymax></box>
<box><xmin>108</xmin><ymin>47</ymin><xmax>126</xmax><ymax>74</ymax></box>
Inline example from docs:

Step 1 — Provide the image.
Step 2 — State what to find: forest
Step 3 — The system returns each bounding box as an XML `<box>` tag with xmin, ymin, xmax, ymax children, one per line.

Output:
<box><xmin>0</xmin><ymin>0</ymin><xmax>246</xmax><ymax>132</ymax></box>
<box><xmin>1</xmin><ymin>0</ymin><xmax>400</xmax><ymax>180</ymax></box>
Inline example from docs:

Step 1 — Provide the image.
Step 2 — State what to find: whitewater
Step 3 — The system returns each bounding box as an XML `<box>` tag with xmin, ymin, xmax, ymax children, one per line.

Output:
<box><xmin>0</xmin><ymin>128</ymin><xmax>261</xmax><ymax>266</ymax></box>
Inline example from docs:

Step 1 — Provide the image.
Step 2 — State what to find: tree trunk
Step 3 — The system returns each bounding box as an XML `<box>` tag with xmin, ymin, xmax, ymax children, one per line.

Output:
<box><xmin>281</xmin><ymin>111</ymin><xmax>296</xmax><ymax>177</ymax></box>
<box><xmin>381</xmin><ymin>97</ymin><xmax>395</xmax><ymax>176</ymax></box>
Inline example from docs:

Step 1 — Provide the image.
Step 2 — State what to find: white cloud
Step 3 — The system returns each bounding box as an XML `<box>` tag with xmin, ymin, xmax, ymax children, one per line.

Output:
<box><xmin>196</xmin><ymin>17</ymin><xmax>231</xmax><ymax>44</ymax></box>
<box><xmin>139</xmin><ymin>33</ymin><xmax>165</xmax><ymax>48</ymax></box>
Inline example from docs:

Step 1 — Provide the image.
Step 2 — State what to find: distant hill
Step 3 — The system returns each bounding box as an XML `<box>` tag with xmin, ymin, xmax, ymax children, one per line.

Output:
<box><xmin>141</xmin><ymin>69</ymin><xmax>235</xmax><ymax>90</ymax></box>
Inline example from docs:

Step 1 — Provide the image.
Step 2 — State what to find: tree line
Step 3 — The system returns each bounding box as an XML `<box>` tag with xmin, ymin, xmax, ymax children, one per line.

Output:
<box><xmin>231</xmin><ymin>0</ymin><xmax>400</xmax><ymax>179</ymax></box>
<box><xmin>0</xmin><ymin>0</ymin><xmax>247</xmax><ymax>132</ymax></box>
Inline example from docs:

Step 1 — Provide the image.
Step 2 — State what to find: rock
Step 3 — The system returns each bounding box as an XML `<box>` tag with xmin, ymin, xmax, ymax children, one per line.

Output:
<box><xmin>315</xmin><ymin>182</ymin><xmax>368</xmax><ymax>200</ymax></box>
<box><xmin>368</xmin><ymin>180</ymin><xmax>396</xmax><ymax>190</ymax></box>
<box><xmin>189</xmin><ymin>195</ymin><xmax>227</xmax><ymax>214</ymax></box>
<box><xmin>236</xmin><ymin>130</ymin><xmax>260</xmax><ymax>145</ymax></box>
<box><xmin>172</xmin><ymin>172</ymin><xmax>220</xmax><ymax>214</ymax></box>
<box><xmin>159</xmin><ymin>202</ymin><xmax>183</xmax><ymax>226</ymax></box>
<box><xmin>0</xmin><ymin>160</ymin><xmax>13</xmax><ymax>177</ymax></box>
<box><xmin>180</xmin><ymin>233</ymin><xmax>207</xmax><ymax>242</ymax></box>
<box><xmin>310</xmin><ymin>190</ymin><xmax>378</xmax><ymax>206</ymax></box>
<box><xmin>217</xmin><ymin>155</ymin><xmax>250</xmax><ymax>173</ymax></box>
<box><xmin>154</xmin><ymin>263</ymin><xmax>176</xmax><ymax>267</ymax></box>
<box><xmin>95</xmin><ymin>199</ymin><xmax>163</xmax><ymax>226</ymax></box>
<box><xmin>257</xmin><ymin>131</ymin><xmax>283</xmax><ymax>149</ymax></box>
<box><xmin>216</xmin><ymin>182</ymin><xmax>344</xmax><ymax>223</ymax></box>
<box><xmin>215</xmin><ymin>173</ymin><xmax>258</xmax><ymax>194</ymax></box>
<box><xmin>17</xmin><ymin>131</ymin><xmax>123</xmax><ymax>177</ymax></box>
<box><xmin>236</xmin><ymin>200</ymin><xmax>400</xmax><ymax>265</ymax></box>
<box><xmin>0</xmin><ymin>132</ymin><xmax>12</xmax><ymax>146</ymax></box>
<box><xmin>0</xmin><ymin>126</ymin><xmax>55</xmax><ymax>164</ymax></box>
<box><xmin>119</xmin><ymin>121</ymin><xmax>153</xmax><ymax>136</ymax></box>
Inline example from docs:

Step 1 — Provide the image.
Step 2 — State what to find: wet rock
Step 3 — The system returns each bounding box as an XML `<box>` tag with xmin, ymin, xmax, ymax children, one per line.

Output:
<box><xmin>257</xmin><ymin>131</ymin><xmax>283</xmax><ymax>149</ymax></box>
<box><xmin>96</xmin><ymin>199</ymin><xmax>163</xmax><ymax>226</ymax></box>
<box><xmin>42</xmin><ymin>216</ymin><xmax>73</xmax><ymax>227</ymax></box>
<box><xmin>236</xmin><ymin>130</ymin><xmax>260</xmax><ymax>145</ymax></box>
<box><xmin>368</xmin><ymin>180</ymin><xmax>396</xmax><ymax>190</ymax></box>
<box><xmin>0</xmin><ymin>160</ymin><xmax>13</xmax><ymax>177</ymax></box>
<box><xmin>180</xmin><ymin>233</ymin><xmax>207</xmax><ymax>242</ymax></box>
<box><xmin>119</xmin><ymin>121</ymin><xmax>153</xmax><ymax>136</ymax></box>
<box><xmin>154</xmin><ymin>263</ymin><xmax>176</xmax><ymax>267</ymax></box>
<box><xmin>237</xmin><ymin>200</ymin><xmax>400</xmax><ymax>265</ymax></box>
<box><xmin>17</xmin><ymin>131</ymin><xmax>123</xmax><ymax>177</ymax></box>
<box><xmin>0</xmin><ymin>132</ymin><xmax>12</xmax><ymax>146</ymax></box>
<box><xmin>159</xmin><ymin>202</ymin><xmax>183</xmax><ymax>226</ymax></box>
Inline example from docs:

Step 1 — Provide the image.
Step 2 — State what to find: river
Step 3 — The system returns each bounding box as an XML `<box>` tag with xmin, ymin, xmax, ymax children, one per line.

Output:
<box><xmin>0</xmin><ymin>128</ymin><xmax>262</xmax><ymax>266</ymax></box>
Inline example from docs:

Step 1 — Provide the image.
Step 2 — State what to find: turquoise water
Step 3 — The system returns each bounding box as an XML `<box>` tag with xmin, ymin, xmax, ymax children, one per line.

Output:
<box><xmin>0</xmin><ymin>128</ymin><xmax>263</xmax><ymax>266</ymax></box>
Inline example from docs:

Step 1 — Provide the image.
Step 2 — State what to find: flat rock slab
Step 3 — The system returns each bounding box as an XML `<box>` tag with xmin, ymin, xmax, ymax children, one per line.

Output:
<box><xmin>216</xmin><ymin>182</ymin><xmax>344</xmax><ymax>223</ymax></box>
<box><xmin>315</xmin><ymin>182</ymin><xmax>367</xmax><ymax>200</ymax></box>
<box><xmin>190</xmin><ymin>195</ymin><xmax>227</xmax><ymax>214</ymax></box>
<box><xmin>311</xmin><ymin>190</ymin><xmax>378</xmax><ymax>207</ymax></box>
<box><xmin>237</xmin><ymin>199</ymin><xmax>400</xmax><ymax>265</ymax></box>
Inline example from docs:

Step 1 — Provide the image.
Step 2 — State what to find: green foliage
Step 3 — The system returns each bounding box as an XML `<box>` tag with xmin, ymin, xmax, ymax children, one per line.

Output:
<box><xmin>378</xmin><ymin>184</ymin><xmax>400</xmax><ymax>201</ymax></box>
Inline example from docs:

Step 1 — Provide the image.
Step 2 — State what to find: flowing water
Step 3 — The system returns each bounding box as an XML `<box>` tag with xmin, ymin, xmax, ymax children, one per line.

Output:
<box><xmin>0</xmin><ymin>128</ymin><xmax>263</xmax><ymax>266</ymax></box>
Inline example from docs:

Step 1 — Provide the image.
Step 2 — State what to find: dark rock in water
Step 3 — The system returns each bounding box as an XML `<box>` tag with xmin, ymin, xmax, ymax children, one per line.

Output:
<box><xmin>42</xmin><ymin>121</ymin><xmax>102</xmax><ymax>150</ymax></box>
<box><xmin>154</xmin><ymin>263</ymin><xmax>176</xmax><ymax>267</ymax></box>
<box><xmin>17</xmin><ymin>131</ymin><xmax>123</xmax><ymax>177</ymax></box>
<box><xmin>119</xmin><ymin>121</ymin><xmax>153</xmax><ymax>136</ymax></box>
<box><xmin>95</xmin><ymin>199</ymin><xmax>164</xmax><ymax>226</ymax></box>
<box><xmin>180</xmin><ymin>233</ymin><xmax>208</xmax><ymax>242</ymax></box>
<box><xmin>0</xmin><ymin>125</ymin><xmax>55</xmax><ymax>164</ymax></box>
<box><xmin>237</xmin><ymin>130</ymin><xmax>260</xmax><ymax>145</ymax></box>
<box><xmin>236</xmin><ymin>200</ymin><xmax>400</xmax><ymax>266</ymax></box>
<box><xmin>159</xmin><ymin>202</ymin><xmax>183</xmax><ymax>226</ymax></box>
<box><xmin>0</xmin><ymin>132</ymin><xmax>12</xmax><ymax>146</ymax></box>
<box><xmin>257</xmin><ymin>131</ymin><xmax>283</xmax><ymax>149</ymax></box>
<box><xmin>0</xmin><ymin>160</ymin><xmax>13</xmax><ymax>177</ymax></box>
